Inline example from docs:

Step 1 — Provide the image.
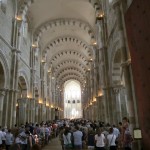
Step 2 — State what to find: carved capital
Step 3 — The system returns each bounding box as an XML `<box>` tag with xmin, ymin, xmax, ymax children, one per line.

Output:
<box><xmin>113</xmin><ymin>88</ymin><xmax>120</xmax><ymax>94</ymax></box>
<box><xmin>17</xmin><ymin>98</ymin><xmax>28</xmax><ymax>104</ymax></box>
<box><xmin>12</xmin><ymin>48</ymin><xmax>21</xmax><ymax>53</ymax></box>
<box><xmin>0</xmin><ymin>88</ymin><xmax>10</xmax><ymax>95</ymax></box>
<box><xmin>0</xmin><ymin>91</ymin><xmax>6</xmax><ymax>96</ymax></box>
<box><xmin>121</xmin><ymin>59</ymin><xmax>131</xmax><ymax>68</ymax></box>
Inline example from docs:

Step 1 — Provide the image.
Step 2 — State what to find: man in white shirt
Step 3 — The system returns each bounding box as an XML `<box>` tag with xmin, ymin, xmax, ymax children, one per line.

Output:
<box><xmin>113</xmin><ymin>125</ymin><xmax>120</xmax><ymax>138</ymax></box>
<box><xmin>95</xmin><ymin>128</ymin><xmax>106</xmax><ymax>149</ymax></box>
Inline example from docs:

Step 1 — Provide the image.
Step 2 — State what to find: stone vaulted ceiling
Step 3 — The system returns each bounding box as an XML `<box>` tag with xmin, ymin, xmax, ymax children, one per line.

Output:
<box><xmin>18</xmin><ymin>0</ymin><xmax>99</xmax><ymax>89</ymax></box>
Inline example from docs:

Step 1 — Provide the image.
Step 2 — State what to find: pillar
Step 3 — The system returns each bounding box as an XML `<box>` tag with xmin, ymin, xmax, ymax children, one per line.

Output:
<box><xmin>2</xmin><ymin>89</ymin><xmax>9</xmax><ymax>127</ymax></box>
<box><xmin>18</xmin><ymin>98</ymin><xmax>27</xmax><ymax>125</ymax></box>
<box><xmin>113</xmin><ymin>0</ymin><xmax>136</xmax><ymax>130</ymax></box>
<box><xmin>113</xmin><ymin>87</ymin><xmax>122</xmax><ymax>124</ymax></box>
<box><xmin>0</xmin><ymin>89</ymin><xmax>6</xmax><ymax>125</ymax></box>
<box><xmin>35</xmin><ymin>102</ymin><xmax>39</xmax><ymax>123</ymax></box>
<box><xmin>8</xmin><ymin>16</ymin><xmax>22</xmax><ymax>127</ymax></box>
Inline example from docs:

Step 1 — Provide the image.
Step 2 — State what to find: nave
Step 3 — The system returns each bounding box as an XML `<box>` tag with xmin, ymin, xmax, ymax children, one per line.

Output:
<box><xmin>0</xmin><ymin>0</ymin><xmax>150</xmax><ymax>149</ymax></box>
<box><xmin>43</xmin><ymin>138</ymin><xmax>62</xmax><ymax>150</ymax></box>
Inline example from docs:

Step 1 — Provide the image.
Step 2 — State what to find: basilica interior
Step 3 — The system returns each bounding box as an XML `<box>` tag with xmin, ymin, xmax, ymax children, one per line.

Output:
<box><xmin>0</xmin><ymin>0</ymin><xmax>150</xmax><ymax>149</ymax></box>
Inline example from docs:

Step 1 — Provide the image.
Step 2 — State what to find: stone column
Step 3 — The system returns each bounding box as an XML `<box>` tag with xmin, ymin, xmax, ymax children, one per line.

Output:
<box><xmin>113</xmin><ymin>0</ymin><xmax>136</xmax><ymax>130</ymax></box>
<box><xmin>97</xmin><ymin>96</ymin><xmax>103</xmax><ymax>121</ymax></box>
<box><xmin>26</xmin><ymin>100</ymin><xmax>29</xmax><ymax>123</ymax></box>
<box><xmin>96</xmin><ymin>96</ymin><xmax>101</xmax><ymax>121</ymax></box>
<box><xmin>42</xmin><ymin>104</ymin><xmax>46</xmax><ymax>121</ymax></box>
<box><xmin>30</xmin><ymin>46</ymin><xmax>37</xmax><ymax>123</ymax></box>
<box><xmin>113</xmin><ymin>87</ymin><xmax>122</xmax><ymax>124</ymax></box>
<box><xmin>102</xmin><ymin>87</ymin><xmax>110</xmax><ymax>123</ymax></box>
<box><xmin>8</xmin><ymin>48</ymin><xmax>20</xmax><ymax>128</ymax></box>
<box><xmin>0</xmin><ymin>89</ymin><xmax>6</xmax><ymax>125</ymax></box>
<box><xmin>38</xmin><ymin>104</ymin><xmax>42</xmax><ymax>123</ymax></box>
<box><xmin>18</xmin><ymin>98</ymin><xmax>27</xmax><ymax>125</ymax></box>
<box><xmin>51</xmin><ymin>108</ymin><xmax>55</xmax><ymax>120</ymax></box>
<box><xmin>35</xmin><ymin>102</ymin><xmax>39</xmax><ymax>123</ymax></box>
<box><xmin>9</xmin><ymin>17</ymin><xmax>22</xmax><ymax>127</ymax></box>
<box><xmin>28</xmin><ymin>99</ymin><xmax>35</xmax><ymax>123</ymax></box>
<box><xmin>2</xmin><ymin>89</ymin><xmax>9</xmax><ymax>127</ymax></box>
<box><xmin>94</xmin><ymin>102</ymin><xmax>98</xmax><ymax>121</ymax></box>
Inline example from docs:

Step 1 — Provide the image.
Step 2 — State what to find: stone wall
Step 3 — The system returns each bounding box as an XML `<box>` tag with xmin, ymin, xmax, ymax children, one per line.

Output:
<box><xmin>125</xmin><ymin>0</ymin><xmax>150</xmax><ymax>149</ymax></box>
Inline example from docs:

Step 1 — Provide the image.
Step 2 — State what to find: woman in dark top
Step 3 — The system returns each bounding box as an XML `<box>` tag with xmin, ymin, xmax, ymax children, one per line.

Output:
<box><xmin>87</xmin><ymin>129</ymin><xmax>95</xmax><ymax>150</ymax></box>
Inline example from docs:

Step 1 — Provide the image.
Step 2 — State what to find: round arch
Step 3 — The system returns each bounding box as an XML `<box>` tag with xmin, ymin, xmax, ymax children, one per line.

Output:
<box><xmin>110</xmin><ymin>41</ymin><xmax>122</xmax><ymax>86</ymax></box>
<box><xmin>43</xmin><ymin>36</ymin><xmax>93</xmax><ymax>56</ymax></box>
<box><xmin>48</xmin><ymin>49</ymin><xmax>89</xmax><ymax>65</ymax></box>
<box><xmin>17</xmin><ymin>76</ymin><xmax>28</xmax><ymax>98</ymax></box>
<box><xmin>34</xmin><ymin>18</ymin><xmax>95</xmax><ymax>42</ymax></box>
<box><xmin>18</xmin><ymin>70</ymin><xmax>29</xmax><ymax>95</ymax></box>
<box><xmin>64</xmin><ymin>79</ymin><xmax>82</xmax><ymax>119</ymax></box>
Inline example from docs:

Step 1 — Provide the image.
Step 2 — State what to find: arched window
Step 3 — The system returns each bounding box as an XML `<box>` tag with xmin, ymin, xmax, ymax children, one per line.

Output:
<box><xmin>64</xmin><ymin>80</ymin><xmax>82</xmax><ymax>119</ymax></box>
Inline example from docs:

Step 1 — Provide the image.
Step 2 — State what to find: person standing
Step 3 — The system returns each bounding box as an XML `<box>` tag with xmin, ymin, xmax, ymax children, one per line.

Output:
<box><xmin>107</xmin><ymin>128</ymin><xmax>117</xmax><ymax>150</ymax></box>
<box><xmin>19</xmin><ymin>129</ymin><xmax>27</xmax><ymax>150</ymax></box>
<box><xmin>73</xmin><ymin>126</ymin><xmax>83</xmax><ymax>150</ymax></box>
<box><xmin>59</xmin><ymin>126</ymin><xmax>65</xmax><ymax>150</ymax></box>
<box><xmin>63</xmin><ymin>127</ymin><xmax>72</xmax><ymax>150</ymax></box>
<box><xmin>5</xmin><ymin>129</ymin><xmax>14</xmax><ymax>150</ymax></box>
<box><xmin>87</xmin><ymin>129</ymin><xmax>95</xmax><ymax>150</ymax></box>
<box><xmin>1</xmin><ymin>128</ymin><xmax>6</xmax><ymax>149</ymax></box>
<box><xmin>95</xmin><ymin>128</ymin><xmax>106</xmax><ymax>150</ymax></box>
<box><xmin>122</xmin><ymin>117</ymin><xmax>133</xmax><ymax>150</ymax></box>
<box><xmin>123</xmin><ymin>127</ymin><xmax>133</xmax><ymax>150</ymax></box>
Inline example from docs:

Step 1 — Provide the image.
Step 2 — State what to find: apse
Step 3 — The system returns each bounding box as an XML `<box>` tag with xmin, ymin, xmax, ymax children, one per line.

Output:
<box><xmin>64</xmin><ymin>80</ymin><xmax>82</xmax><ymax>119</ymax></box>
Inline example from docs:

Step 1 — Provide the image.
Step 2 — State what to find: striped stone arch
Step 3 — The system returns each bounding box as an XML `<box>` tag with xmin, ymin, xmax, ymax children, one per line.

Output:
<box><xmin>110</xmin><ymin>41</ymin><xmax>122</xmax><ymax>85</ymax></box>
<box><xmin>18</xmin><ymin>0</ymin><xmax>97</xmax><ymax>26</ymax></box>
<box><xmin>18</xmin><ymin>70</ymin><xmax>29</xmax><ymax>95</ymax></box>
<box><xmin>34</xmin><ymin>18</ymin><xmax>95</xmax><ymax>42</ymax></box>
<box><xmin>55</xmin><ymin>66</ymin><xmax>85</xmax><ymax>79</ymax></box>
<box><xmin>59</xmin><ymin>77</ymin><xmax>84</xmax><ymax>88</ymax></box>
<box><xmin>48</xmin><ymin>49</ymin><xmax>89</xmax><ymax>65</ymax></box>
<box><xmin>53</xmin><ymin>59</ymin><xmax>89</xmax><ymax>73</ymax></box>
<box><xmin>43</xmin><ymin>36</ymin><xmax>93</xmax><ymax>56</ymax></box>
<box><xmin>57</xmin><ymin>72</ymin><xmax>85</xmax><ymax>83</ymax></box>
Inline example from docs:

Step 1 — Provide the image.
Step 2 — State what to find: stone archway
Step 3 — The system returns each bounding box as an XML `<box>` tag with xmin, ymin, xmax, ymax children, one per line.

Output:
<box><xmin>0</xmin><ymin>61</ymin><xmax>5</xmax><ymax>88</ymax></box>
<box><xmin>17</xmin><ymin>76</ymin><xmax>28</xmax><ymax>125</ymax></box>
<box><xmin>18</xmin><ymin>76</ymin><xmax>28</xmax><ymax>98</ymax></box>
<box><xmin>64</xmin><ymin>80</ymin><xmax>82</xmax><ymax>119</ymax></box>
<box><xmin>0</xmin><ymin>61</ymin><xmax>5</xmax><ymax>125</ymax></box>
<box><xmin>112</xmin><ymin>49</ymin><xmax>122</xmax><ymax>85</ymax></box>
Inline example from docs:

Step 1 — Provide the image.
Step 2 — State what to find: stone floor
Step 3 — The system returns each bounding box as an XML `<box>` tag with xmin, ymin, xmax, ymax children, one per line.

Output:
<box><xmin>43</xmin><ymin>137</ymin><xmax>62</xmax><ymax>150</ymax></box>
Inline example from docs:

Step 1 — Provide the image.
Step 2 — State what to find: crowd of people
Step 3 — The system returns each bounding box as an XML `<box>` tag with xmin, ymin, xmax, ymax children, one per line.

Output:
<box><xmin>0</xmin><ymin>117</ymin><xmax>133</xmax><ymax>150</ymax></box>
<box><xmin>59</xmin><ymin>117</ymin><xmax>133</xmax><ymax>150</ymax></box>
<box><xmin>0</xmin><ymin>121</ymin><xmax>59</xmax><ymax>150</ymax></box>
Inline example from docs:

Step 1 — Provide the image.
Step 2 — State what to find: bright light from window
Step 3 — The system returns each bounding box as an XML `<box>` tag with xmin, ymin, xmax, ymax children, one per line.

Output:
<box><xmin>64</xmin><ymin>80</ymin><xmax>82</xmax><ymax>119</ymax></box>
